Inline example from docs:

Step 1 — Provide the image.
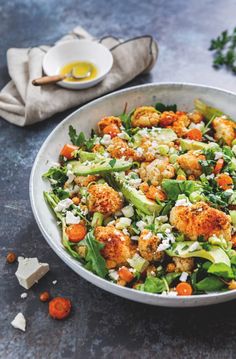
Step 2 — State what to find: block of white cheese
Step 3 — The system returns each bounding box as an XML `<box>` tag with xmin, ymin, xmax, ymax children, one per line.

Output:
<box><xmin>15</xmin><ymin>257</ymin><xmax>49</xmax><ymax>289</ymax></box>
<box><xmin>11</xmin><ymin>312</ymin><xmax>26</xmax><ymax>332</ymax></box>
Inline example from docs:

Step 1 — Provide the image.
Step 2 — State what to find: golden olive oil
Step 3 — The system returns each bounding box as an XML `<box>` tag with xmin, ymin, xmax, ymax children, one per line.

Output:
<box><xmin>60</xmin><ymin>61</ymin><xmax>98</xmax><ymax>82</ymax></box>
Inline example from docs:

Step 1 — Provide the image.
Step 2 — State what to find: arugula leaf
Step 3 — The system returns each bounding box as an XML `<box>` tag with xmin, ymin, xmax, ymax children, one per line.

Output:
<box><xmin>120</xmin><ymin>113</ymin><xmax>132</xmax><ymax>129</ymax></box>
<box><xmin>53</xmin><ymin>188</ymin><xmax>70</xmax><ymax>200</ymax></box>
<box><xmin>42</xmin><ymin>167</ymin><xmax>67</xmax><ymax>187</ymax></box>
<box><xmin>162</xmin><ymin>180</ymin><xmax>202</xmax><ymax>200</ymax></box>
<box><xmin>155</xmin><ymin>102</ymin><xmax>177</xmax><ymax>113</ymax></box>
<box><xmin>69</xmin><ymin>125</ymin><xmax>97</xmax><ymax>150</ymax></box>
<box><xmin>69</xmin><ymin>125</ymin><xmax>86</xmax><ymax>146</ymax></box>
<box><xmin>208</xmin><ymin>263</ymin><xmax>235</xmax><ymax>279</ymax></box>
<box><xmin>80</xmin><ymin>231</ymin><xmax>108</xmax><ymax>278</ymax></box>
<box><xmin>195</xmin><ymin>275</ymin><xmax>226</xmax><ymax>292</ymax></box>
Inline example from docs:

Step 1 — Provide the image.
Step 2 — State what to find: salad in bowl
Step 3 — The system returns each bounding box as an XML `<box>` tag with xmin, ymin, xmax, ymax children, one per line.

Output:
<box><xmin>43</xmin><ymin>98</ymin><xmax>236</xmax><ymax>297</ymax></box>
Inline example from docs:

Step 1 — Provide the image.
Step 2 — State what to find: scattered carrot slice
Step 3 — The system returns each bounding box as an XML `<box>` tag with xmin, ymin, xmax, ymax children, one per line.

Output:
<box><xmin>214</xmin><ymin>158</ymin><xmax>224</xmax><ymax>174</ymax></box>
<box><xmin>49</xmin><ymin>297</ymin><xmax>72</xmax><ymax>320</ymax></box>
<box><xmin>60</xmin><ymin>144</ymin><xmax>78</xmax><ymax>159</ymax></box>
<box><xmin>103</xmin><ymin>124</ymin><xmax>120</xmax><ymax>138</ymax></box>
<box><xmin>216</xmin><ymin>173</ymin><xmax>233</xmax><ymax>190</ymax></box>
<box><xmin>186</xmin><ymin>128</ymin><xmax>202</xmax><ymax>141</ymax></box>
<box><xmin>176</xmin><ymin>282</ymin><xmax>193</xmax><ymax>296</ymax></box>
<box><xmin>118</xmin><ymin>267</ymin><xmax>135</xmax><ymax>283</ymax></box>
<box><xmin>66</xmin><ymin>223</ymin><xmax>87</xmax><ymax>243</ymax></box>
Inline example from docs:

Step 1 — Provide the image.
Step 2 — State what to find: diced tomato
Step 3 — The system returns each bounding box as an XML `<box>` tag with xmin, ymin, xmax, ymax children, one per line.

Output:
<box><xmin>60</xmin><ymin>144</ymin><xmax>78</xmax><ymax>159</ymax></box>
<box><xmin>214</xmin><ymin>158</ymin><xmax>224</xmax><ymax>174</ymax></box>
<box><xmin>118</xmin><ymin>267</ymin><xmax>134</xmax><ymax>283</ymax></box>
<box><xmin>186</xmin><ymin>128</ymin><xmax>202</xmax><ymax>141</ymax></box>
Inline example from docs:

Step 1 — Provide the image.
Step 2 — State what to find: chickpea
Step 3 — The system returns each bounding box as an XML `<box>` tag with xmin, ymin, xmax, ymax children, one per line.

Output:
<box><xmin>39</xmin><ymin>291</ymin><xmax>50</xmax><ymax>302</ymax></box>
<box><xmin>6</xmin><ymin>252</ymin><xmax>17</xmax><ymax>264</ymax></box>
<box><xmin>166</xmin><ymin>263</ymin><xmax>176</xmax><ymax>273</ymax></box>
<box><xmin>72</xmin><ymin>197</ymin><xmax>80</xmax><ymax>205</ymax></box>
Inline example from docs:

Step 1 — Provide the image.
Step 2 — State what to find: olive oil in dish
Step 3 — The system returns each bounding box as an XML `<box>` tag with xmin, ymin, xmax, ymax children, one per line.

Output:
<box><xmin>60</xmin><ymin>61</ymin><xmax>98</xmax><ymax>82</ymax></box>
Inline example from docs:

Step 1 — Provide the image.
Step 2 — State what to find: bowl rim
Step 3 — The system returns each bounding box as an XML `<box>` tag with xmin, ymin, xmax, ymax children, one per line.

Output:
<box><xmin>29</xmin><ymin>82</ymin><xmax>236</xmax><ymax>306</ymax></box>
<box><xmin>42</xmin><ymin>39</ymin><xmax>113</xmax><ymax>87</ymax></box>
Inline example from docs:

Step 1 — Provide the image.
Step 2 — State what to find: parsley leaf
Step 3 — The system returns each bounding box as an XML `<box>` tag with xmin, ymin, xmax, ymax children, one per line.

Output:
<box><xmin>109</xmin><ymin>158</ymin><xmax>116</xmax><ymax>168</ymax></box>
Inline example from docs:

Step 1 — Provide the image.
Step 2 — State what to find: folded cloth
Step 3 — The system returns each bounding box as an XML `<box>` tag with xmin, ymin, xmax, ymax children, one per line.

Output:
<box><xmin>0</xmin><ymin>27</ymin><xmax>158</xmax><ymax>127</ymax></box>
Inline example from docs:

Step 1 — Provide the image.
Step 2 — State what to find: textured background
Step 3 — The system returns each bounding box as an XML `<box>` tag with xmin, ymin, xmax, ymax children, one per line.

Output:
<box><xmin>1</xmin><ymin>0</ymin><xmax>236</xmax><ymax>358</ymax></box>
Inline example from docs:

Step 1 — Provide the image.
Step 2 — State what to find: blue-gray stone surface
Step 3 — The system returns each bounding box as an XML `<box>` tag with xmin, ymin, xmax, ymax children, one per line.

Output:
<box><xmin>1</xmin><ymin>0</ymin><xmax>236</xmax><ymax>358</ymax></box>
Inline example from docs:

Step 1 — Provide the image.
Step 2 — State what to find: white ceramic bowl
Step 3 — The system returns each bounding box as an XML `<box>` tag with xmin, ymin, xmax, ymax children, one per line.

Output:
<box><xmin>43</xmin><ymin>39</ymin><xmax>113</xmax><ymax>90</ymax></box>
<box><xmin>30</xmin><ymin>83</ymin><xmax>236</xmax><ymax>307</ymax></box>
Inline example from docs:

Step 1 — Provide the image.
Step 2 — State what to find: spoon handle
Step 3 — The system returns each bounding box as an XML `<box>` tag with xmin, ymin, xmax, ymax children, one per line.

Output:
<box><xmin>32</xmin><ymin>74</ymin><xmax>66</xmax><ymax>86</ymax></box>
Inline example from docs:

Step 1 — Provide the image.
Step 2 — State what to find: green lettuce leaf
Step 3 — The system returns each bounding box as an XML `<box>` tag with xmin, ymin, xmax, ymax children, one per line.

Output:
<box><xmin>208</xmin><ymin>263</ymin><xmax>235</xmax><ymax>279</ymax></box>
<box><xmin>162</xmin><ymin>180</ymin><xmax>202</xmax><ymax>200</ymax></box>
<box><xmin>195</xmin><ymin>275</ymin><xmax>226</xmax><ymax>292</ymax></box>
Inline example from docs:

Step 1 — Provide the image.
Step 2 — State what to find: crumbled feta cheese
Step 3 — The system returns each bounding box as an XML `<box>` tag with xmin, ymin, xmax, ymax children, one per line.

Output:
<box><xmin>15</xmin><ymin>257</ymin><xmax>49</xmax><ymax>289</ymax></box>
<box><xmin>66</xmin><ymin>170</ymin><xmax>75</xmax><ymax>184</ymax></box>
<box><xmin>128</xmin><ymin>178</ymin><xmax>142</xmax><ymax>187</ymax></box>
<box><xmin>188</xmin><ymin>241</ymin><xmax>201</xmax><ymax>252</ymax></box>
<box><xmin>214</xmin><ymin>151</ymin><xmax>223</xmax><ymax>160</ymax></box>
<box><xmin>157</xmin><ymin>241</ymin><xmax>170</xmax><ymax>251</ymax></box>
<box><xmin>11</xmin><ymin>313</ymin><xmax>26</xmax><ymax>332</ymax></box>
<box><xmin>179</xmin><ymin>272</ymin><xmax>188</xmax><ymax>282</ymax></box>
<box><xmin>67</xmin><ymin>163</ymin><xmax>72</xmax><ymax>170</ymax></box>
<box><xmin>121</xmin><ymin>205</ymin><xmax>134</xmax><ymax>218</ymax></box>
<box><xmin>136</xmin><ymin>221</ymin><xmax>146</xmax><ymax>231</ymax></box>
<box><xmin>116</xmin><ymin>217</ymin><xmax>132</xmax><ymax>229</ymax></box>
<box><xmin>65</xmin><ymin>211</ymin><xmax>81</xmax><ymax>225</ymax></box>
<box><xmin>189</xmin><ymin>121</ymin><xmax>205</xmax><ymax>131</ymax></box>
<box><xmin>117</xmin><ymin>131</ymin><xmax>129</xmax><ymax>140</ymax></box>
<box><xmin>108</xmin><ymin>270</ymin><xmax>119</xmax><ymax>281</ymax></box>
<box><xmin>136</xmin><ymin>147</ymin><xmax>144</xmax><ymax>156</ymax></box>
<box><xmin>167</xmin><ymin>291</ymin><xmax>178</xmax><ymax>297</ymax></box>
<box><xmin>156</xmin><ymin>215</ymin><xmax>168</xmax><ymax>223</ymax></box>
<box><xmin>131</xmin><ymin>236</ymin><xmax>139</xmax><ymax>241</ymax></box>
<box><xmin>206</xmin><ymin>173</ymin><xmax>215</xmax><ymax>180</ymax></box>
<box><xmin>122</xmin><ymin>228</ymin><xmax>129</xmax><ymax>236</ymax></box>
<box><xmin>52</xmin><ymin>280</ymin><xmax>57</xmax><ymax>285</ymax></box>
<box><xmin>101</xmin><ymin>134</ymin><xmax>112</xmax><ymax>146</ymax></box>
<box><xmin>20</xmin><ymin>292</ymin><xmax>28</xmax><ymax>299</ymax></box>
<box><xmin>55</xmin><ymin>198</ymin><xmax>73</xmax><ymax>212</ymax></box>
<box><xmin>143</xmin><ymin>231</ymin><xmax>152</xmax><ymax>240</ymax></box>
<box><xmin>175</xmin><ymin>198</ymin><xmax>191</xmax><ymax>207</ymax></box>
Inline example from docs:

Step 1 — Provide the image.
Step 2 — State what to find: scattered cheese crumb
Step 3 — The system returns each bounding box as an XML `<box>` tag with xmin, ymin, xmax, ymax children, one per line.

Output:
<box><xmin>179</xmin><ymin>272</ymin><xmax>188</xmax><ymax>282</ymax></box>
<box><xmin>101</xmin><ymin>134</ymin><xmax>112</xmax><ymax>146</ymax></box>
<box><xmin>11</xmin><ymin>313</ymin><xmax>26</xmax><ymax>332</ymax></box>
<box><xmin>55</xmin><ymin>198</ymin><xmax>73</xmax><ymax>212</ymax></box>
<box><xmin>214</xmin><ymin>151</ymin><xmax>223</xmax><ymax>160</ymax></box>
<box><xmin>52</xmin><ymin>280</ymin><xmax>57</xmax><ymax>285</ymax></box>
<box><xmin>175</xmin><ymin>198</ymin><xmax>191</xmax><ymax>207</ymax></box>
<box><xmin>15</xmin><ymin>257</ymin><xmax>49</xmax><ymax>289</ymax></box>
<box><xmin>65</xmin><ymin>211</ymin><xmax>81</xmax><ymax>225</ymax></box>
<box><xmin>20</xmin><ymin>292</ymin><xmax>28</xmax><ymax>299</ymax></box>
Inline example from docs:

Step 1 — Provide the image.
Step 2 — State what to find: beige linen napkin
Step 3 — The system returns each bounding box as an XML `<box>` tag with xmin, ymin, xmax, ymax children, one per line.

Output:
<box><xmin>0</xmin><ymin>27</ymin><xmax>158</xmax><ymax>127</ymax></box>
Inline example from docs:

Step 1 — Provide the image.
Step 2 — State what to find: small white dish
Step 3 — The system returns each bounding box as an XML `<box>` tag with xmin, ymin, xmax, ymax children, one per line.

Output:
<box><xmin>43</xmin><ymin>39</ymin><xmax>113</xmax><ymax>90</ymax></box>
<box><xmin>30</xmin><ymin>83</ymin><xmax>236</xmax><ymax>307</ymax></box>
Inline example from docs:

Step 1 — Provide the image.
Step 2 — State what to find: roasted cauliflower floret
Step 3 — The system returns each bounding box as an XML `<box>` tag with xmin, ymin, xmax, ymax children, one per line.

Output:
<box><xmin>188</xmin><ymin>110</ymin><xmax>204</xmax><ymax>124</ymax></box>
<box><xmin>159</xmin><ymin>111</ymin><xmax>190</xmax><ymax>137</ymax></box>
<box><xmin>138</xmin><ymin>229</ymin><xmax>164</xmax><ymax>262</ymax></box>
<box><xmin>107</xmin><ymin>137</ymin><xmax>138</xmax><ymax>160</ymax></box>
<box><xmin>94</xmin><ymin>226</ymin><xmax>136</xmax><ymax>268</ymax></box>
<box><xmin>173</xmin><ymin>257</ymin><xmax>194</xmax><ymax>273</ymax></box>
<box><xmin>88</xmin><ymin>183</ymin><xmax>123</xmax><ymax>214</ymax></box>
<box><xmin>97</xmin><ymin>116</ymin><xmax>122</xmax><ymax>133</ymax></box>
<box><xmin>212</xmin><ymin>116</ymin><xmax>236</xmax><ymax>146</ymax></box>
<box><xmin>131</xmin><ymin>106</ymin><xmax>160</xmax><ymax>128</ymax></box>
<box><xmin>170</xmin><ymin>202</ymin><xmax>231</xmax><ymax>241</ymax></box>
<box><xmin>74</xmin><ymin>175</ymin><xmax>98</xmax><ymax>187</ymax></box>
<box><xmin>139</xmin><ymin>157</ymin><xmax>175</xmax><ymax>186</ymax></box>
<box><xmin>178</xmin><ymin>150</ymin><xmax>205</xmax><ymax>178</ymax></box>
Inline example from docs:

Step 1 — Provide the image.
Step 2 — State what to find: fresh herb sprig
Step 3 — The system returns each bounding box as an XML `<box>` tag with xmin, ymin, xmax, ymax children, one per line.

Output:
<box><xmin>209</xmin><ymin>28</ymin><xmax>236</xmax><ymax>74</ymax></box>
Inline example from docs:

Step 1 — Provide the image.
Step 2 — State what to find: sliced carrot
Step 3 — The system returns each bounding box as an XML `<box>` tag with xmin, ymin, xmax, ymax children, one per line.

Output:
<box><xmin>49</xmin><ymin>297</ymin><xmax>71</xmax><ymax>320</ymax></box>
<box><xmin>214</xmin><ymin>158</ymin><xmax>224</xmax><ymax>174</ymax></box>
<box><xmin>118</xmin><ymin>267</ymin><xmax>135</xmax><ymax>283</ymax></box>
<box><xmin>103</xmin><ymin>124</ymin><xmax>120</xmax><ymax>138</ymax></box>
<box><xmin>66</xmin><ymin>223</ymin><xmax>87</xmax><ymax>243</ymax></box>
<box><xmin>186</xmin><ymin>128</ymin><xmax>202</xmax><ymax>141</ymax></box>
<box><xmin>216</xmin><ymin>173</ymin><xmax>233</xmax><ymax>191</ymax></box>
<box><xmin>60</xmin><ymin>144</ymin><xmax>78</xmax><ymax>159</ymax></box>
<box><xmin>176</xmin><ymin>282</ymin><xmax>193</xmax><ymax>296</ymax></box>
